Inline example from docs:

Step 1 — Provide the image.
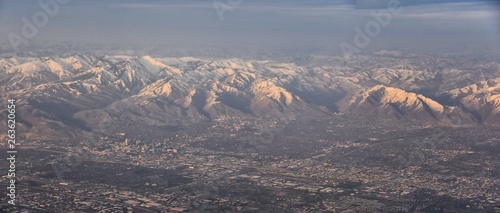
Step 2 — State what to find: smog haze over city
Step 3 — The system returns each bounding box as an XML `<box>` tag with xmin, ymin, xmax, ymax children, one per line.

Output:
<box><xmin>0</xmin><ymin>0</ymin><xmax>499</xmax><ymax>212</ymax></box>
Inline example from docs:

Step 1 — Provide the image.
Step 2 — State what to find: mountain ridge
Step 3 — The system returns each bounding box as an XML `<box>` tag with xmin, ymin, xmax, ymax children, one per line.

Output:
<box><xmin>1</xmin><ymin>54</ymin><xmax>498</xmax><ymax>139</ymax></box>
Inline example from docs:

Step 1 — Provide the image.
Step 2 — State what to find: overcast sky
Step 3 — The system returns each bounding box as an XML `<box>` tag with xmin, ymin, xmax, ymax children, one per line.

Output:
<box><xmin>0</xmin><ymin>0</ymin><xmax>499</xmax><ymax>56</ymax></box>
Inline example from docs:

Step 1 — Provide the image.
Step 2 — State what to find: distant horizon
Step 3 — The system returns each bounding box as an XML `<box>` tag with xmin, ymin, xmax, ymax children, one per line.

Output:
<box><xmin>1</xmin><ymin>0</ymin><xmax>499</xmax><ymax>57</ymax></box>
<box><xmin>2</xmin><ymin>45</ymin><xmax>500</xmax><ymax>62</ymax></box>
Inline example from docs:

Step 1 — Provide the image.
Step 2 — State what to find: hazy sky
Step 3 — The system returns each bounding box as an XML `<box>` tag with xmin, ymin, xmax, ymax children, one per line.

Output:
<box><xmin>0</xmin><ymin>0</ymin><xmax>499</xmax><ymax>56</ymax></box>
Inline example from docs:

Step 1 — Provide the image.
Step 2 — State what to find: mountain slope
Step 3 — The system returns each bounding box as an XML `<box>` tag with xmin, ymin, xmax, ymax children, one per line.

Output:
<box><xmin>1</xmin><ymin>54</ymin><xmax>498</xmax><ymax>139</ymax></box>
<box><xmin>339</xmin><ymin>85</ymin><xmax>473</xmax><ymax>122</ymax></box>
<box><xmin>444</xmin><ymin>78</ymin><xmax>500</xmax><ymax>124</ymax></box>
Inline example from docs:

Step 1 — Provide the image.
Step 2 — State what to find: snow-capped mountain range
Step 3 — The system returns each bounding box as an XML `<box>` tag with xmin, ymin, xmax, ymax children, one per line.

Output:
<box><xmin>1</xmin><ymin>53</ymin><xmax>499</xmax><ymax>139</ymax></box>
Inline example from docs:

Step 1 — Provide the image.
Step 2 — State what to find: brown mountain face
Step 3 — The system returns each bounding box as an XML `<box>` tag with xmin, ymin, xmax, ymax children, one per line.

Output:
<box><xmin>444</xmin><ymin>78</ymin><xmax>500</xmax><ymax>125</ymax></box>
<box><xmin>338</xmin><ymin>85</ymin><xmax>474</xmax><ymax>123</ymax></box>
<box><xmin>0</xmin><ymin>54</ymin><xmax>498</xmax><ymax>139</ymax></box>
<box><xmin>74</xmin><ymin>76</ymin><xmax>320</xmax><ymax>127</ymax></box>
